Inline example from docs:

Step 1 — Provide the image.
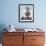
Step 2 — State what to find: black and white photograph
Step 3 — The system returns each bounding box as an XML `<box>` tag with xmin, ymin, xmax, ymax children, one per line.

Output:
<box><xmin>19</xmin><ymin>4</ymin><xmax>34</xmax><ymax>22</ymax></box>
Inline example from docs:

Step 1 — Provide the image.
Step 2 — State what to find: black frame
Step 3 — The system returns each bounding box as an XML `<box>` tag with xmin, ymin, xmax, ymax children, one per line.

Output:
<box><xmin>19</xmin><ymin>4</ymin><xmax>34</xmax><ymax>22</ymax></box>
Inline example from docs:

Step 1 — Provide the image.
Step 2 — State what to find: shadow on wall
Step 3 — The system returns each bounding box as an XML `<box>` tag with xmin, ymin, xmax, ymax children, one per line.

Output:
<box><xmin>0</xmin><ymin>24</ymin><xmax>7</xmax><ymax>43</ymax></box>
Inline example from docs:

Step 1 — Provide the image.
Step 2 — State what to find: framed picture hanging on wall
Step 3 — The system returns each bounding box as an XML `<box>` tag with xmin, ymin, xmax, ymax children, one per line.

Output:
<box><xmin>19</xmin><ymin>4</ymin><xmax>34</xmax><ymax>22</ymax></box>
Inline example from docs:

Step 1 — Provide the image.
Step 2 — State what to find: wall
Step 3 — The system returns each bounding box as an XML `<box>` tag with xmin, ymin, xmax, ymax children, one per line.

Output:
<box><xmin>0</xmin><ymin>0</ymin><xmax>46</xmax><ymax>29</ymax></box>
<box><xmin>0</xmin><ymin>0</ymin><xmax>46</xmax><ymax>43</ymax></box>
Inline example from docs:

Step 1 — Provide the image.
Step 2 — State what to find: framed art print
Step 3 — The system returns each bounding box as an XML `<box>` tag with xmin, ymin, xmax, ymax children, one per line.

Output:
<box><xmin>19</xmin><ymin>4</ymin><xmax>34</xmax><ymax>22</ymax></box>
